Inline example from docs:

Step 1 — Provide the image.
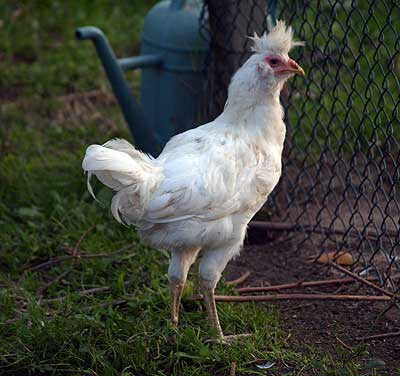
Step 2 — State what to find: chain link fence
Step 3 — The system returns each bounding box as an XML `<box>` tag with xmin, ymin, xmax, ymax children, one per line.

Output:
<box><xmin>200</xmin><ymin>0</ymin><xmax>400</xmax><ymax>302</ymax></box>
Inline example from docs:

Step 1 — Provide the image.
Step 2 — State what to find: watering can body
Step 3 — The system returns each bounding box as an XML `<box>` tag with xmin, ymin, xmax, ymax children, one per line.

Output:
<box><xmin>76</xmin><ymin>0</ymin><xmax>208</xmax><ymax>157</ymax></box>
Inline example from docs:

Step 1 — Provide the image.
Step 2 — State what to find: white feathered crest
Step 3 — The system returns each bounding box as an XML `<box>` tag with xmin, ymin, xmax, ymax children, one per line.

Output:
<box><xmin>250</xmin><ymin>20</ymin><xmax>304</xmax><ymax>55</ymax></box>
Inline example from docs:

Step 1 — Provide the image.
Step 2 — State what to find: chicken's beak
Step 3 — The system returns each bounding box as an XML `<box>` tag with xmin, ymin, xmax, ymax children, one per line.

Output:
<box><xmin>288</xmin><ymin>58</ymin><xmax>305</xmax><ymax>76</ymax></box>
<box><xmin>296</xmin><ymin>65</ymin><xmax>305</xmax><ymax>76</ymax></box>
<box><xmin>297</xmin><ymin>65</ymin><xmax>305</xmax><ymax>76</ymax></box>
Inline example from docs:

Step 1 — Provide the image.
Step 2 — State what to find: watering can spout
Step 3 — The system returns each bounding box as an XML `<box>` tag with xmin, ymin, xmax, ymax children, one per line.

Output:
<box><xmin>76</xmin><ymin>26</ymin><xmax>162</xmax><ymax>156</ymax></box>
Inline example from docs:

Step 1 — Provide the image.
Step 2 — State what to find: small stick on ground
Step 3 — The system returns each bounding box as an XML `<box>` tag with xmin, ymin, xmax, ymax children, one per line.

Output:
<box><xmin>81</xmin><ymin>299</ymin><xmax>128</xmax><ymax>311</ymax></box>
<box><xmin>280</xmin><ymin>303</ymin><xmax>314</xmax><ymax>312</ymax></box>
<box><xmin>335</xmin><ymin>336</ymin><xmax>353</xmax><ymax>351</ymax></box>
<box><xmin>27</xmin><ymin>244</ymin><xmax>134</xmax><ymax>272</ymax></box>
<box><xmin>226</xmin><ymin>271</ymin><xmax>251</xmax><ymax>286</ymax></box>
<box><xmin>71</xmin><ymin>224</ymin><xmax>95</xmax><ymax>257</ymax></box>
<box><xmin>356</xmin><ymin>331</ymin><xmax>400</xmax><ymax>341</ymax></box>
<box><xmin>328</xmin><ymin>262</ymin><xmax>397</xmax><ymax>299</ymax></box>
<box><xmin>236</xmin><ymin>276</ymin><xmax>384</xmax><ymax>294</ymax></box>
<box><xmin>60</xmin><ymin>89</ymin><xmax>115</xmax><ymax>104</ymax></box>
<box><xmin>229</xmin><ymin>362</ymin><xmax>236</xmax><ymax>376</ymax></box>
<box><xmin>191</xmin><ymin>293</ymin><xmax>391</xmax><ymax>302</ymax></box>
<box><xmin>41</xmin><ymin>281</ymin><xmax>132</xmax><ymax>304</ymax></box>
<box><xmin>37</xmin><ymin>270</ymin><xmax>71</xmax><ymax>296</ymax></box>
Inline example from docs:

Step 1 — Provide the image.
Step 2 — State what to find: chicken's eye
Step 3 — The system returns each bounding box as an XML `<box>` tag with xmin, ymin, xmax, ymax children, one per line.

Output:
<box><xmin>269</xmin><ymin>58</ymin><xmax>279</xmax><ymax>66</ymax></box>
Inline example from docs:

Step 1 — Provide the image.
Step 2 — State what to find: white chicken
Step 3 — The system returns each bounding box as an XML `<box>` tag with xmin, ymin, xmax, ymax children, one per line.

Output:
<box><xmin>82</xmin><ymin>20</ymin><xmax>304</xmax><ymax>342</ymax></box>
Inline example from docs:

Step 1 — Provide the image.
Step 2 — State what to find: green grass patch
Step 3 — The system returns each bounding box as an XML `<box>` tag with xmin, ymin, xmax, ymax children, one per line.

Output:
<box><xmin>0</xmin><ymin>0</ymin><xmax>156</xmax><ymax>97</ymax></box>
<box><xmin>0</xmin><ymin>1</ymin><xmax>394</xmax><ymax>375</ymax></box>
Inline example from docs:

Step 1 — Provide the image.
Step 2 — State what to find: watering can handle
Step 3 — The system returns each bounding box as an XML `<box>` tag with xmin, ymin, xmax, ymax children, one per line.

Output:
<box><xmin>75</xmin><ymin>26</ymin><xmax>162</xmax><ymax>156</ymax></box>
<box><xmin>169</xmin><ymin>0</ymin><xmax>186</xmax><ymax>10</ymax></box>
<box><xmin>76</xmin><ymin>27</ymin><xmax>162</xmax><ymax>72</ymax></box>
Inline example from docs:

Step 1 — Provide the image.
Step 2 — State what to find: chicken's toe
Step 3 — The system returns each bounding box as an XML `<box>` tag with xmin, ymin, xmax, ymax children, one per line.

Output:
<box><xmin>205</xmin><ymin>333</ymin><xmax>252</xmax><ymax>345</ymax></box>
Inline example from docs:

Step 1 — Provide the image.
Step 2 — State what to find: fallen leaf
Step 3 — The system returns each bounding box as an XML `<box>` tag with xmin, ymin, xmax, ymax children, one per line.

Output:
<box><xmin>317</xmin><ymin>251</ymin><xmax>353</xmax><ymax>266</ymax></box>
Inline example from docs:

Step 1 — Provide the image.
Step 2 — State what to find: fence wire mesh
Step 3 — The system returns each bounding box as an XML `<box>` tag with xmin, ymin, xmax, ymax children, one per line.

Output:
<box><xmin>200</xmin><ymin>0</ymin><xmax>400</xmax><ymax>301</ymax></box>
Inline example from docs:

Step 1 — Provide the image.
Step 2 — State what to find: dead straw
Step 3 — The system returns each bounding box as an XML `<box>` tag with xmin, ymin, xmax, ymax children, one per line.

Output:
<box><xmin>191</xmin><ymin>293</ymin><xmax>391</xmax><ymax>302</ymax></box>
<box><xmin>226</xmin><ymin>271</ymin><xmax>251</xmax><ymax>286</ymax></box>
<box><xmin>236</xmin><ymin>276</ymin><xmax>385</xmax><ymax>294</ymax></box>
<box><xmin>27</xmin><ymin>244</ymin><xmax>134</xmax><ymax>271</ymax></box>
<box><xmin>356</xmin><ymin>331</ymin><xmax>400</xmax><ymax>341</ymax></box>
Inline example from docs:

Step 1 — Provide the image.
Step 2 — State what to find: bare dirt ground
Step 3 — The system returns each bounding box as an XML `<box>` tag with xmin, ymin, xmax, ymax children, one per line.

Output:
<box><xmin>223</xmin><ymin>230</ymin><xmax>400</xmax><ymax>373</ymax></box>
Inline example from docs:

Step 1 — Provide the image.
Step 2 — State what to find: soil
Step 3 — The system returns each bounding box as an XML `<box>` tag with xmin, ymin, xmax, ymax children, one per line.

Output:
<box><xmin>223</xmin><ymin>229</ymin><xmax>400</xmax><ymax>373</ymax></box>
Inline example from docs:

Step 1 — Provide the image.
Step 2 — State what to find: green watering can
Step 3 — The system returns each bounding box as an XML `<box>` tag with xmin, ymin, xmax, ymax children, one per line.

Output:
<box><xmin>76</xmin><ymin>0</ymin><xmax>209</xmax><ymax>156</ymax></box>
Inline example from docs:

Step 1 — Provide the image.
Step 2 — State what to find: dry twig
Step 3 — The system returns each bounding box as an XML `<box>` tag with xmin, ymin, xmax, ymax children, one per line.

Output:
<box><xmin>81</xmin><ymin>299</ymin><xmax>128</xmax><ymax>311</ymax></box>
<box><xmin>335</xmin><ymin>336</ymin><xmax>353</xmax><ymax>351</ymax></box>
<box><xmin>226</xmin><ymin>271</ymin><xmax>251</xmax><ymax>286</ymax></box>
<box><xmin>236</xmin><ymin>276</ymin><xmax>385</xmax><ymax>294</ymax></box>
<box><xmin>328</xmin><ymin>262</ymin><xmax>397</xmax><ymax>299</ymax></box>
<box><xmin>229</xmin><ymin>362</ymin><xmax>236</xmax><ymax>376</ymax></box>
<box><xmin>60</xmin><ymin>89</ymin><xmax>114</xmax><ymax>105</ymax></box>
<box><xmin>27</xmin><ymin>244</ymin><xmax>134</xmax><ymax>271</ymax></box>
<box><xmin>40</xmin><ymin>281</ymin><xmax>132</xmax><ymax>304</ymax></box>
<box><xmin>70</xmin><ymin>224</ymin><xmax>95</xmax><ymax>257</ymax></box>
<box><xmin>280</xmin><ymin>303</ymin><xmax>314</xmax><ymax>312</ymax></box>
<box><xmin>191</xmin><ymin>293</ymin><xmax>391</xmax><ymax>302</ymax></box>
<box><xmin>37</xmin><ymin>270</ymin><xmax>71</xmax><ymax>296</ymax></box>
<box><xmin>356</xmin><ymin>331</ymin><xmax>400</xmax><ymax>341</ymax></box>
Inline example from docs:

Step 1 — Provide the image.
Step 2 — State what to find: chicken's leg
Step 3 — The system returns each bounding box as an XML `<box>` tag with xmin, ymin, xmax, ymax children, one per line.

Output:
<box><xmin>170</xmin><ymin>279</ymin><xmax>184</xmax><ymax>327</ymax></box>
<box><xmin>199</xmin><ymin>245</ymin><xmax>252</xmax><ymax>344</ymax></box>
<box><xmin>200</xmin><ymin>281</ymin><xmax>224</xmax><ymax>339</ymax></box>
<box><xmin>168</xmin><ymin>248</ymin><xmax>200</xmax><ymax>327</ymax></box>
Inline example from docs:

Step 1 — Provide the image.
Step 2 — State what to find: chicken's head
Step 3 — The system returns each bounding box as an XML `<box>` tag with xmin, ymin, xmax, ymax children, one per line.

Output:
<box><xmin>228</xmin><ymin>20</ymin><xmax>304</xmax><ymax>101</ymax></box>
<box><xmin>251</xmin><ymin>20</ymin><xmax>304</xmax><ymax>84</ymax></box>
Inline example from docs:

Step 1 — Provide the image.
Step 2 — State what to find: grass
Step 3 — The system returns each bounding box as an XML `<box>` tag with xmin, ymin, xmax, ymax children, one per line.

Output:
<box><xmin>0</xmin><ymin>1</ymin><xmax>397</xmax><ymax>375</ymax></box>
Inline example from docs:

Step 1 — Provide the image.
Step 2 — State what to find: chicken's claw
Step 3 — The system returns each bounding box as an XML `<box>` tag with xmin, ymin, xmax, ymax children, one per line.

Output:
<box><xmin>205</xmin><ymin>333</ymin><xmax>253</xmax><ymax>345</ymax></box>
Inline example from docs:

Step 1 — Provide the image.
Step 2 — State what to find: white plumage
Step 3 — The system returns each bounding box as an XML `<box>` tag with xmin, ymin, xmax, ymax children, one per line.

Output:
<box><xmin>82</xmin><ymin>20</ymin><xmax>304</xmax><ymax>342</ymax></box>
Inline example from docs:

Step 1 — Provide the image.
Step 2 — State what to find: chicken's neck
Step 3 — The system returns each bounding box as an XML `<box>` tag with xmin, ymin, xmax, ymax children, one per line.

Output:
<box><xmin>218</xmin><ymin>88</ymin><xmax>286</xmax><ymax>148</ymax></box>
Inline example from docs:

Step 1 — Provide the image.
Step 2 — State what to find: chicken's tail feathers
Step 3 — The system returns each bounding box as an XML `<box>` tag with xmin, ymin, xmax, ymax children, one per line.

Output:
<box><xmin>82</xmin><ymin>139</ymin><xmax>162</xmax><ymax>223</ymax></box>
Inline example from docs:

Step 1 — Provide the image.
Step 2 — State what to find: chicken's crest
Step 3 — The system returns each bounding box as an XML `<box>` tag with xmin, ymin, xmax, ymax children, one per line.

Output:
<box><xmin>250</xmin><ymin>20</ymin><xmax>304</xmax><ymax>56</ymax></box>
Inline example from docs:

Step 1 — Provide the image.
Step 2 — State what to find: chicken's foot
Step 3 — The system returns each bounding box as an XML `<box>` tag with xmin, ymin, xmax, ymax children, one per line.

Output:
<box><xmin>201</xmin><ymin>281</ymin><xmax>252</xmax><ymax>344</ymax></box>
<box><xmin>219</xmin><ymin>333</ymin><xmax>252</xmax><ymax>344</ymax></box>
<box><xmin>170</xmin><ymin>280</ymin><xmax>184</xmax><ymax>327</ymax></box>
